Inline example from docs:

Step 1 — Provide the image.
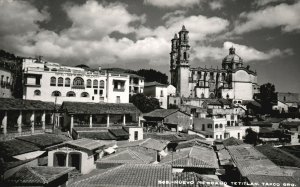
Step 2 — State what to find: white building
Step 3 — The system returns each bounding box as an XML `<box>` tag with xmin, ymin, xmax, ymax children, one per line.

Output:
<box><xmin>22</xmin><ymin>58</ymin><xmax>143</xmax><ymax>104</ymax></box>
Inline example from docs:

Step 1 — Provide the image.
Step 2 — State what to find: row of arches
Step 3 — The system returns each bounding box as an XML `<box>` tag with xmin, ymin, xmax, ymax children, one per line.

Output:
<box><xmin>50</xmin><ymin>77</ymin><xmax>105</xmax><ymax>88</ymax></box>
<box><xmin>51</xmin><ymin>91</ymin><xmax>90</xmax><ymax>98</ymax></box>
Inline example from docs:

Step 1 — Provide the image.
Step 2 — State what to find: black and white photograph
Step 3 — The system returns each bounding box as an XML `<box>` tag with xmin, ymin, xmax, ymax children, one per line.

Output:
<box><xmin>0</xmin><ymin>0</ymin><xmax>300</xmax><ymax>186</ymax></box>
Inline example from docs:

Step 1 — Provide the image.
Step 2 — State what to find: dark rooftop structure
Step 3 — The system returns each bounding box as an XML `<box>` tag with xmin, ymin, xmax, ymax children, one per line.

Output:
<box><xmin>61</xmin><ymin>102</ymin><xmax>140</xmax><ymax>115</ymax></box>
<box><xmin>3</xmin><ymin>166</ymin><xmax>74</xmax><ymax>186</ymax></box>
<box><xmin>222</xmin><ymin>137</ymin><xmax>244</xmax><ymax>147</ymax></box>
<box><xmin>0</xmin><ymin>98</ymin><xmax>55</xmax><ymax>111</ymax></box>
<box><xmin>143</xmin><ymin>109</ymin><xmax>181</xmax><ymax>118</ymax></box>
<box><xmin>15</xmin><ymin>134</ymin><xmax>69</xmax><ymax>149</ymax></box>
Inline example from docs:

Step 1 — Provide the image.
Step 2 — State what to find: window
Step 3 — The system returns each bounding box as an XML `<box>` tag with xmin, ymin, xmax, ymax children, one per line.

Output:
<box><xmin>210</xmin><ymin>72</ymin><xmax>214</xmax><ymax>80</ymax></box>
<box><xmin>220</xmin><ymin>124</ymin><xmax>223</xmax><ymax>128</ymax></box>
<box><xmin>134</xmin><ymin>131</ymin><xmax>138</xmax><ymax>140</ymax></box>
<box><xmin>99</xmin><ymin>80</ymin><xmax>105</xmax><ymax>88</ymax></box>
<box><xmin>227</xmin><ymin>121</ymin><xmax>230</xmax><ymax>126</ymax></box>
<box><xmin>100</xmin><ymin>97</ymin><xmax>104</xmax><ymax>102</ymax></box>
<box><xmin>66</xmin><ymin>91</ymin><xmax>76</xmax><ymax>97</ymax></box>
<box><xmin>93</xmin><ymin>80</ymin><xmax>98</xmax><ymax>88</ymax></box>
<box><xmin>201</xmin><ymin>93</ymin><xmax>205</xmax><ymax>98</ymax></box>
<box><xmin>113</xmin><ymin>80</ymin><xmax>125</xmax><ymax>91</ymax></box>
<box><xmin>34</xmin><ymin>90</ymin><xmax>41</xmax><ymax>96</ymax></box>
<box><xmin>183</xmin><ymin>52</ymin><xmax>187</xmax><ymax>60</ymax></box>
<box><xmin>81</xmin><ymin>92</ymin><xmax>89</xmax><ymax>97</ymax></box>
<box><xmin>50</xmin><ymin>77</ymin><xmax>56</xmax><ymax>86</ymax></box>
<box><xmin>207</xmin><ymin>124</ymin><xmax>212</xmax><ymax>128</ymax></box>
<box><xmin>65</xmin><ymin>78</ymin><xmax>70</xmax><ymax>87</ymax></box>
<box><xmin>92</xmin><ymin>96</ymin><xmax>94</xmax><ymax>100</ymax></box>
<box><xmin>99</xmin><ymin>90</ymin><xmax>103</xmax><ymax>95</ymax></box>
<box><xmin>116</xmin><ymin>96</ymin><xmax>120</xmax><ymax>103</ymax></box>
<box><xmin>231</xmin><ymin>121</ymin><xmax>234</xmax><ymax>126</ymax></box>
<box><xmin>94</xmin><ymin>89</ymin><xmax>98</xmax><ymax>95</ymax></box>
<box><xmin>216</xmin><ymin>135</ymin><xmax>219</xmax><ymax>139</ymax></box>
<box><xmin>52</xmin><ymin>91</ymin><xmax>61</xmax><ymax>97</ymax></box>
<box><xmin>160</xmin><ymin>90</ymin><xmax>164</xmax><ymax>97</ymax></box>
<box><xmin>215</xmin><ymin>124</ymin><xmax>218</xmax><ymax>128</ymax></box>
<box><xmin>238</xmin><ymin>133</ymin><xmax>240</xmax><ymax>139</ymax></box>
<box><xmin>73</xmin><ymin>77</ymin><xmax>84</xmax><ymax>86</ymax></box>
<box><xmin>87</xmin><ymin>79</ymin><xmax>91</xmax><ymax>88</ymax></box>
<box><xmin>220</xmin><ymin>135</ymin><xmax>222</xmax><ymax>140</ymax></box>
<box><xmin>58</xmin><ymin>77</ymin><xmax>63</xmax><ymax>87</ymax></box>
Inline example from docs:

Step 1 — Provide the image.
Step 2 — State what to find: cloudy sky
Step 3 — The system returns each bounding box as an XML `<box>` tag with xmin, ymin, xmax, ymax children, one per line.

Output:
<box><xmin>0</xmin><ymin>0</ymin><xmax>299</xmax><ymax>92</ymax></box>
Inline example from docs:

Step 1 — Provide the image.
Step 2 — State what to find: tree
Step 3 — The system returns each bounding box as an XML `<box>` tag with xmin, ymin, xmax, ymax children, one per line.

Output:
<box><xmin>130</xmin><ymin>93</ymin><xmax>160</xmax><ymax>113</ymax></box>
<box><xmin>127</xmin><ymin>69</ymin><xmax>169</xmax><ymax>84</ymax></box>
<box><xmin>244</xmin><ymin>128</ymin><xmax>258</xmax><ymax>145</ymax></box>
<box><xmin>257</xmin><ymin>83</ymin><xmax>277</xmax><ymax>114</ymax></box>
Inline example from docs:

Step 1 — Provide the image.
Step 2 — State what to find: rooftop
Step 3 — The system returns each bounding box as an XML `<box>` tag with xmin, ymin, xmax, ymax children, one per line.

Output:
<box><xmin>160</xmin><ymin>146</ymin><xmax>219</xmax><ymax>169</ymax></box>
<box><xmin>0</xmin><ymin>139</ymin><xmax>40</xmax><ymax>160</ymax></box>
<box><xmin>117</xmin><ymin>138</ymin><xmax>169</xmax><ymax>151</ymax></box>
<box><xmin>175</xmin><ymin>138</ymin><xmax>212</xmax><ymax>150</ymax></box>
<box><xmin>5</xmin><ymin>166</ymin><xmax>74</xmax><ymax>185</ymax></box>
<box><xmin>0</xmin><ymin>98</ymin><xmax>55</xmax><ymax>111</ymax></box>
<box><xmin>71</xmin><ymin>164</ymin><xmax>172</xmax><ymax>187</ymax></box>
<box><xmin>227</xmin><ymin>144</ymin><xmax>291</xmax><ymax>177</ymax></box>
<box><xmin>222</xmin><ymin>137</ymin><xmax>244</xmax><ymax>147</ymax></box>
<box><xmin>15</xmin><ymin>133</ymin><xmax>69</xmax><ymax>149</ymax></box>
<box><xmin>61</xmin><ymin>102</ymin><xmax>140</xmax><ymax>115</ymax></box>
<box><xmin>144</xmin><ymin>109</ymin><xmax>185</xmax><ymax>118</ymax></box>
<box><xmin>97</xmin><ymin>149</ymin><xmax>153</xmax><ymax>164</ymax></box>
<box><xmin>144</xmin><ymin>81</ymin><xmax>168</xmax><ymax>87</ymax></box>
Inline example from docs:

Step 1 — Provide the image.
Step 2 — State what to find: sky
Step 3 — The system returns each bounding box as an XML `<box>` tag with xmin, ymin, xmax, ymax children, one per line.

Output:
<box><xmin>0</xmin><ymin>0</ymin><xmax>299</xmax><ymax>93</ymax></box>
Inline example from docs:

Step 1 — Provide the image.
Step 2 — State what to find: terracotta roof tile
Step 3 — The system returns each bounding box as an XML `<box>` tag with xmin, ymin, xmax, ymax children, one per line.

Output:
<box><xmin>222</xmin><ymin>137</ymin><xmax>244</xmax><ymax>147</ymax></box>
<box><xmin>144</xmin><ymin>109</ymin><xmax>180</xmax><ymax>118</ymax></box>
<box><xmin>15</xmin><ymin>134</ymin><xmax>67</xmax><ymax>148</ymax></box>
<box><xmin>0</xmin><ymin>98</ymin><xmax>55</xmax><ymax>111</ymax></box>
<box><xmin>71</xmin><ymin>164</ymin><xmax>172</xmax><ymax>187</ymax></box>
<box><xmin>97</xmin><ymin>149</ymin><xmax>153</xmax><ymax>164</ymax></box>
<box><xmin>61</xmin><ymin>102</ymin><xmax>140</xmax><ymax>115</ymax></box>
<box><xmin>5</xmin><ymin>166</ymin><xmax>74</xmax><ymax>185</ymax></box>
<box><xmin>160</xmin><ymin>146</ymin><xmax>218</xmax><ymax>169</ymax></box>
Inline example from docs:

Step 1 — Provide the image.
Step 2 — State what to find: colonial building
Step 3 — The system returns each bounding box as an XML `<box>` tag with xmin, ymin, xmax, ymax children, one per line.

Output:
<box><xmin>170</xmin><ymin>26</ymin><xmax>259</xmax><ymax>100</ymax></box>
<box><xmin>22</xmin><ymin>58</ymin><xmax>144</xmax><ymax>104</ymax></box>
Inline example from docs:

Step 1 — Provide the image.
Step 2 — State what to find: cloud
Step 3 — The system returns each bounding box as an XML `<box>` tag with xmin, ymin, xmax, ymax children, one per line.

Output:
<box><xmin>192</xmin><ymin>41</ymin><xmax>293</xmax><ymax>62</ymax></box>
<box><xmin>234</xmin><ymin>1</ymin><xmax>300</xmax><ymax>34</ymax></box>
<box><xmin>209</xmin><ymin>0</ymin><xmax>224</xmax><ymax>10</ymax></box>
<box><xmin>0</xmin><ymin>0</ymin><xmax>49</xmax><ymax>36</ymax></box>
<box><xmin>143</xmin><ymin>0</ymin><xmax>200</xmax><ymax>8</ymax></box>
<box><xmin>252</xmin><ymin>0</ymin><xmax>286</xmax><ymax>7</ymax></box>
<box><xmin>137</xmin><ymin>15</ymin><xmax>229</xmax><ymax>43</ymax></box>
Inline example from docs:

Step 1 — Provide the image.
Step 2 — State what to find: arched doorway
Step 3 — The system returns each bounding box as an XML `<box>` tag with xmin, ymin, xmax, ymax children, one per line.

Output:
<box><xmin>53</xmin><ymin>152</ymin><xmax>67</xmax><ymax>167</ymax></box>
<box><xmin>68</xmin><ymin>152</ymin><xmax>81</xmax><ymax>172</ymax></box>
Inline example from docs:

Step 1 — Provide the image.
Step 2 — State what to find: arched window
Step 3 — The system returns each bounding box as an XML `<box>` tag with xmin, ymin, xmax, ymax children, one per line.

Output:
<box><xmin>65</xmin><ymin>78</ymin><xmax>70</xmax><ymax>87</ymax></box>
<box><xmin>52</xmin><ymin>91</ymin><xmax>61</xmax><ymax>97</ymax></box>
<box><xmin>183</xmin><ymin>52</ymin><xmax>187</xmax><ymax>60</ymax></box>
<box><xmin>81</xmin><ymin>92</ymin><xmax>89</xmax><ymax>97</ymax></box>
<box><xmin>50</xmin><ymin>77</ymin><xmax>56</xmax><ymax>86</ymax></box>
<box><xmin>99</xmin><ymin>80</ymin><xmax>105</xmax><ymax>88</ymax></box>
<box><xmin>208</xmin><ymin>124</ymin><xmax>212</xmax><ymax>128</ymax></box>
<box><xmin>58</xmin><ymin>77</ymin><xmax>63</xmax><ymax>87</ymax></box>
<box><xmin>93</xmin><ymin>80</ymin><xmax>98</xmax><ymax>88</ymax></box>
<box><xmin>209</xmin><ymin>93</ymin><xmax>214</xmax><ymax>99</ymax></box>
<box><xmin>220</xmin><ymin>124</ymin><xmax>223</xmax><ymax>128</ymax></box>
<box><xmin>73</xmin><ymin>77</ymin><xmax>84</xmax><ymax>86</ymax></box>
<box><xmin>66</xmin><ymin>91</ymin><xmax>76</xmax><ymax>97</ymax></box>
<box><xmin>34</xmin><ymin>90</ymin><xmax>41</xmax><ymax>96</ymax></box>
<box><xmin>215</xmin><ymin>124</ymin><xmax>218</xmax><ymax>128</ymax></box>
<box><xmin>201</xmin><ymin>93</ymin><xmax>205</xmax><ymax>99</ymax></box>
<box><xmin>86</xmin><ymin>79</ymin><xmax>91</xmax><ymax>88</ymax></box>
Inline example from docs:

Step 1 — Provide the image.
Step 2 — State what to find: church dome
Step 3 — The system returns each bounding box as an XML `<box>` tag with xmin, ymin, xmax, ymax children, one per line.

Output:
<box><xmin>222</xmin><ymin>47</ymin><xmax>243</xmax><ymax>69</ymax></box>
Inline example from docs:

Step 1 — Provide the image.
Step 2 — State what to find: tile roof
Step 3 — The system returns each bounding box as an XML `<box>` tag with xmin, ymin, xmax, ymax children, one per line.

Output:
<box><xmin>5</xmin><ymin>166</ymin><xmax>74</xmax><ymax>185</ymax></box>
<box><xmin>175</xmin><ymin>139</ymin><xmax>212</xmax><ymax>150</ymax></box>
<box><xmin>77</xmin><ymin>131</ymin><xmax>117</xmax><ymax>140</ymax></box>
<box><xmin>143</xmin><ymin>109</ymin><xmax>180</xmax><ymax>118</ymax></box>
<box><xmin>0</xmin><ymin>139</ymin><xmax>40</xmax><ymax>160</ymax></box>
<box><xmin>227</xmin><ymin>144</ymin><xmax>292</xmax><ymax>177</ymax></box>
<box><xmin>217</xmin><ymin>149</ymin><xmax>232</xmax><ymax>166</ymax></box>
<box><xmin>144</xmin><ymin>133</ymin><xmax>185</xmax><ymax>142</ymax></box>
<box><xmin>0</xmin><ymin>98</ymin><xmax>55</xmax><ymax>111</ymax></box>
<box><xmin>144</xmin><ymin>81</ymin><xmax>168</xmax><ymax>87</ymax></box>
<box><xmin>47</xmin><ymin>138</ymin><xmax>107</xmax><ymax>154</ymax></box>
<box><xmin>255</xmin><ymin>144</ymin><xmax>300</xmax><ymax>168</ymax></box>
<box><xmin>97</xmin><ymin>149</ymin><xmax>153</xmax><ymax>164</ymax></box>
<box><xmin>222</xmin><ymin>137</ymin><xmax>244</xmax><ymax>147</ymax></box>
<box><xmin>160</xmin><ymin>146</ymin><xmax>219</xmax><ymax>169</ymax></box>
<box><xmin>15</xmin><ymin>134</ymin><xmax>67</xmax><ymax>148</ymax></box>
<box><xmin>61</xmin><ymin>102</ymin><xmax>140</xmax><ymax>115</ymax></box>
<box><xmin>247</xmin><ymin>175</ymin><xmax>300</xmax><ymax>187</ymax></box>
<box><xmin>71</xmin><ymin>164</ymin><xmax>172</xmax><ymax>187</ymax></box>
<box><xmin>117</xmin><ymin>138</ymin><xmax>169</xmax><ymax>151</ymax></box>
<box><xmin>108</xmin><ymin>128</ymin><xmax>129</xmax><ymax>137</ymax></box>
<box><xmin>281</xmin><ymin>121</ymin><xmax>300</xmax><ymax>127</ymax></box>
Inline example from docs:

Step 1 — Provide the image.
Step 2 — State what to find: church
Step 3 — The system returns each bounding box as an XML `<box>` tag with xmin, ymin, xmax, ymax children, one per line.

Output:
<box><xmin>170</xmin><ymin>26</ymin><xmax>259</xmax><ymax>101</ymax></box>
